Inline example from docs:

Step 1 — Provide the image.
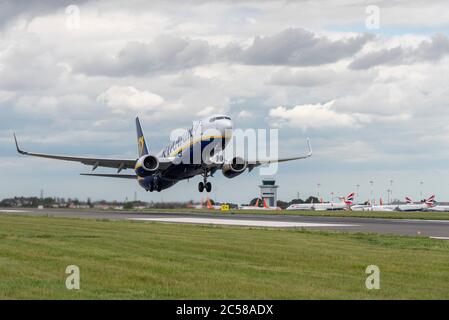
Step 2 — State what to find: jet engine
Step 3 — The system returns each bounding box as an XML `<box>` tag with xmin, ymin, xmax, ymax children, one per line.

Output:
<box><xmin>222</xmin><ymin>156</ymin><xmax>247</xmax><ymax>178</ymax></box>
<box><xmin>135</xmin><ymin>155</ymin><xmax>159</xmax><ymax>176</ymax></box>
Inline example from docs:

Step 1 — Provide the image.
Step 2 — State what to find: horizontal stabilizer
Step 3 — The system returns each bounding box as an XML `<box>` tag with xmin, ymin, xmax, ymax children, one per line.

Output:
<box><xmin>80</xmin><ymin>173</ymin><xmax>137</xmax><ymax>179</ymax></box>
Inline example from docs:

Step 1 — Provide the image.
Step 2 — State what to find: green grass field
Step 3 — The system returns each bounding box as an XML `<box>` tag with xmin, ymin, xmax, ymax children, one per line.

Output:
<box><xmin>1</xmin><ymin>214</ymin><xmax>449</xmax><ymax>299</ymax></box>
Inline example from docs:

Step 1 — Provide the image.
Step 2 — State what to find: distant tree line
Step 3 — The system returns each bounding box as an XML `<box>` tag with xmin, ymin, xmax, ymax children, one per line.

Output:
<box><xmin>2</xmin><ymin>195</ymin><xmax>330</xmax><ymax>210</ymax></box>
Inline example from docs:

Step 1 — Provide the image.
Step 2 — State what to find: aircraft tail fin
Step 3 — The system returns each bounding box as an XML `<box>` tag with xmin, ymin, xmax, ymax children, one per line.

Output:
<box><xmin>425</xmin><ymin>194</ymin><xmax>436</xmax><ymax>206</ymax></box>
<box><xmin>405</xmin><ymin>196</ymin><xmax>413</xmax><ymax>204</ymax></box>
<box><xmin>263</xmin><ymin>198</ymin><xmax>269</xmax><ymax>209</ymax></box>
<box><xmin>136</xmin><ymin>117</ymin><xmax>149</xmax><ymax>157</ymax></box>
<box><xmin>345</xmin><ymin>192</ymin><xmax>355</xmax><ymax>205</ymax></box>
<box><xmin>206</xmin><ymin>198</ymin><xmax>213</xmax><ymax>209</ymax></box>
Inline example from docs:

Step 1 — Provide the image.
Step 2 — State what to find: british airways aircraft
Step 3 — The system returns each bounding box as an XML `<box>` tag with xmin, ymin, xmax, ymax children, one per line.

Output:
<box><xmin>14</xmin><ymin>115</ymin><xmax>312</xmax><ymax>193</ymax></box>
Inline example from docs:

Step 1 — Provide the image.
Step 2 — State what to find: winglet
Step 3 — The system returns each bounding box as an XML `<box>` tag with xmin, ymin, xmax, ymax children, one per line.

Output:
<box><xmin>13</xmin><ymin>133</ymin><xmax>26</xmax><ymax>155</ymax></box>
<box><xmin>305</xmin><ymin>138</ymin><xmax>312</xmax><ymax>157</ymax></box>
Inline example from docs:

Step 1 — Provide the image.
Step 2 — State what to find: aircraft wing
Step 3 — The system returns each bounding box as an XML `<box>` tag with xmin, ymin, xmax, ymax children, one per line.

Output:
<box><xmin>14</xmin><ymin>134</ymin><xmax>136</xmax><ymax>172</ymax></box>
<box><xmin>80</xmin><ymin>173</ymin><xmax>137</xmax><ymax>179</ymax></box>
<box><xmin>249</xmin><ymin>138</ymin><xmax>312</xmax><ymax>170</ymax></box>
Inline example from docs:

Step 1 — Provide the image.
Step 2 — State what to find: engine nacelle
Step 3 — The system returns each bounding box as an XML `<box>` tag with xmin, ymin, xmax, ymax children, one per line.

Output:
<box><xmin>135</xmin><ymin>155</ymin><xmax>159</xmax><ymax>176</ymax></box>
<box><xmin>222</xmin><ymin>156</ymin><xmax>247</xmax><ymax>178</ymax></box>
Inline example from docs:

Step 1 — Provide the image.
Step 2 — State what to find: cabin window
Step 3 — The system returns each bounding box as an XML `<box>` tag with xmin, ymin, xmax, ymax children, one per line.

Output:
<box><xmin>209</xmin><ymin>116</ymin><xmax>231</xmax><ymax>122</ymax></box>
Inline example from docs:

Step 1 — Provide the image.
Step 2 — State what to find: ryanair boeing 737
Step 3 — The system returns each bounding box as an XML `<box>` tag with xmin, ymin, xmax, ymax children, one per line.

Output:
<box><xmin>14</xmin><ymin>115</ymin><xmax>312</xmax><ymax>192</ymax></box>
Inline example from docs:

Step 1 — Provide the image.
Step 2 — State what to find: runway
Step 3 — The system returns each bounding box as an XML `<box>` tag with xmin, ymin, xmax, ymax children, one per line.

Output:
<box><xmin>1</xmin><ymin>207</ymin><xmax>449</xmax><ymax>238</ymax></box>
<box><xmin>131</xmin><ymin>217</ymin><xmax>359</xmax><ymax>228</ymax></box>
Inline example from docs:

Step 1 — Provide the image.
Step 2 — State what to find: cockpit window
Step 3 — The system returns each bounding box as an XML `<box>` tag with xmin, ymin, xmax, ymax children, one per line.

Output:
<box><xmin>210</xmin><ymin>116</ymin><xmax>231</xmax><ymax>122</ymax></box>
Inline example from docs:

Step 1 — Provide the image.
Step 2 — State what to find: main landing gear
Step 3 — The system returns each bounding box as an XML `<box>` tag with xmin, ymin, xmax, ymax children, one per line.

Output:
<box><xmin>198</xmin><ymin>170</ymin><xmax>212</xmax><ymax>192</ymax></box>
<box><xmin>198</xmin><ymin>181</ymin><xmax>212</xmax><ymax>192</ymax></box>
<box><xmin>147</xmin><ymin>177</ymin><xmax>161</xmax><ymax>192</ymax></box>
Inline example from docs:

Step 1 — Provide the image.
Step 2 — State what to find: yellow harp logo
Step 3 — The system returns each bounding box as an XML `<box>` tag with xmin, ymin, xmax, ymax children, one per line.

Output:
<box><xmin>138</xmin><ymin>136</ymin><xmax>145</xmax><ymax>155</ymax></box>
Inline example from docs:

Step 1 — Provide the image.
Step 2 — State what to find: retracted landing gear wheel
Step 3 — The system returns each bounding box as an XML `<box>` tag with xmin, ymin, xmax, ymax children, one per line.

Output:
<box><xmin>198</xmin><ymin>181</ymin><xmax>204</xmax><ymax>192</ymax></box>
<box><xmin>205</xmin><ymin>182</ymin><xmax>212</xmax><ymax>192</ymax></box>
<box><xmin>153</xmin><ymin>177</ymin><xmax>161</xmax><ymax>192</ymax></box>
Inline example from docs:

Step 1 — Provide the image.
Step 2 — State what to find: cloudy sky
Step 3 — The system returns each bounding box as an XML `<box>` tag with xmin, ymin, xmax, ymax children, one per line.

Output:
<box><xmin>1</xmin><ymin>0</ymin><xmax>449</xmax><ymax>203</ymax></box>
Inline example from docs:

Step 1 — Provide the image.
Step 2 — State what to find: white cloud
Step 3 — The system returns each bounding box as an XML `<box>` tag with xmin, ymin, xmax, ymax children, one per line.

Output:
<box><xmin>15</xmin><ymin>95</ymin><xmax>58</xmax><ymax>115</ymax></box>
<box><xmin>239</xmin><ymin>28</ymin><xmax>374</xmax><ymax>66</ymax></box>
<box><xmin>0</xmin><ymin>91</ymin><xmax>15</xmax><ymax>103</ymax></box>
<box><xmin>350</xmin><ymin>34</ymin><xmax>449</xmax><ymax>70</ymax></box>
<box><xmin>0</xmin><ymin>38</ymin><xmax>66</xmax><ymax>90</ymax></box>
<box><xmin>237</xmin><ymin>110</ymin><xmax>252</xmax><ymax>118</ymax></box>
<box><xmin>269</xmin><ymin>101</ymin><xmax>358</xmax><ymax>130</ymax></box>
<box><xmin>269</xmin><ymin>68</ymin><xmax>337</xmax><ymax>87</ymax></box>
<box><xmin>12</xmin><ymin>93</ymin><xmax>97</xmax><ymax>121</ymax></box>
<box><xmin>96</xmin><ymin>86</ymin><xmax>164</xmax><ymax>114</ymax></box>
<box><xmin>320</xmin><ymin>140</ymin><xmax>384</xmax><ymax>163</ymax></box>
<box><xmin>196</xmin><ymin>106</ymin><xmax>216</xmax><ymax>117</ymax></box>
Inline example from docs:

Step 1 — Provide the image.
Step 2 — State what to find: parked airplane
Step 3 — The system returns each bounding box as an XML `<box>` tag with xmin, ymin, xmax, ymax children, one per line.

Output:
<box><xmin>240</xmin><ymin>198</ymin><xmax>281</xmax><ymax>210</ymax></box>
<box><xmin>285</xmin><ymin>202</ymin><xmax>316</xmax><ymax>211</ymax></box>
<box><xmin>426</xmin><ymin>205</ymin><xmax>449</xmax><ymax>212</ymax></box>
<box><xmin>286</xmin><ymin>193</ymin><xmax>354</xmax><ymax>211</ymax></box>
<box><xmin>260</xmin><ymin>198</ymin><xmax>281</xmax><ymax>211</ymax></box>
<box><xmin>396</xmin><ymin>195</ymin><xmax>435</xmax><ymax>212</ymax></box>
<box><xmin>313</xmin><ymin>193</ymin><xmax>354</xmax><ymax>211</ymax></box>
<box><xmin>349</xmin><ymin>204</ymin><xmax>371</xmax><ymax>211</ymax></box>
<box><xmin>14</xmin><ymin>115</ymin><xmax>312</xmax><ymax>193</ymax></box>
<box><xmin>187</xmin><ymin>198</ymin><xmax>221</xmax><ymax>210</ymax></box>
<box><xmin>422</xmin><ymin>196</ymin><xmax>449</xmax><ymax>212</ymax></box>
<box><xmin>351</xmin><ymin>198</ymin><xmax>397</xmax><ymax>211</ymax></box>
<box><xmin>239</xmin><ymin>198</ymin><xmax>262</xmax><ymax>210</ymax></box>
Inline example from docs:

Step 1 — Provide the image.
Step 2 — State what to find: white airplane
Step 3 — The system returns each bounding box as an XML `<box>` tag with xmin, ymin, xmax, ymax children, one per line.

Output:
<box><xmin>352</xmin><ymin>205</ymin><xmax>397</xmax><ymax>212</ymax></box>
<box><xmin>239</xmin><ymin>198</ymin><xmax>261</xmax><ymax>210</ymax></box>
<box><xmin>396</xmin><ymin>195</ymin><xmax>435</xmax><ymax>212</ymax></box>
<box><xmin>349</xmin><ymin>204</ymin><xmax>371</xmax><ymax>211</ymax></box>
<box><xmin>14</xmin><ymin>115</ymin><xmax>312</xmax><ymax>193</ymax></box>
<box><xmin>371</xmin><ymin>198</ymin><xmax>398</xmax><ymax>211</ymax></box>
<box><xmin>426</xmin><ymin>205</ymin><xmax>449</xmax><ymax>212</ymax></box>
<box><xmin>423</xmin><ymin>196</ymin><xmax>449</xmax><ymax>212</ymax></box>
<box><xmin>259</xmin><ymin>198</ymin><xmax>282</xmax><ymax>211</ymax></box>
<box><xmin>351</xmin><ymin>198</ymin><xmax>397</xmax><ymax>212</ymax></box>
<box><xmin>285</xmin><ymin>202</ymin><xmax>316</xmax><ymax>211</ymax></box>
<box><xmin>286</xmin><ymin>193</ymin><xmax>354</xmax><ymax>211</ymax></box>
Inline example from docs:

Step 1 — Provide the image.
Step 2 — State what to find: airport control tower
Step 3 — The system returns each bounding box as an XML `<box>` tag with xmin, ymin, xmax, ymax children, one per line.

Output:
<box><xmin>259</xmin><ymin>179</ymin><xmax>278</xmax><ymax>207</ymax></box>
